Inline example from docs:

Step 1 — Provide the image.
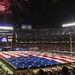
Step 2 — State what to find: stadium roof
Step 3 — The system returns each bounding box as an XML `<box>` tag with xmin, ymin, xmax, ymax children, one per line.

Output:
<box><xmin>0</xmin><ymin>0</ymin><xmax>75</xmax><ymax>29</ymax></box>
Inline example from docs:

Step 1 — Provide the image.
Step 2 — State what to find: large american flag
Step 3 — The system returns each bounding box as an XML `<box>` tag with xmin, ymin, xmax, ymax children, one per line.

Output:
<box><xmin>0</xmin><ymin>51</ymin><xmax>75</xmax><ymax>69</ymax></box>
<box><xmin>0</xmin><ymin>51</ymin><xmax>75</xmax><ymax>63</ymax></box>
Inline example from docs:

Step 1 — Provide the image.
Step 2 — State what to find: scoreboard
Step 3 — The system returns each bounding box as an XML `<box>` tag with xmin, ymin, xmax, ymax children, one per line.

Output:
<box><xmin>1</xmin><ymin>36</ymin><xmax>8</xmax><ymax>42</ymax></box>
<box><xmin>0</xmin><ymin>33</ymin><xmax>13</xmax><ymax>42</ymax></box>
<box><xmin>0</xmin><ymin>23</ymin><xmax>13</xmax><ymax>43</ymax></box>
<box><xmin>21</xmin><ymin>24</ymin><xmax>32</xmax><ymax>29</ymax></box>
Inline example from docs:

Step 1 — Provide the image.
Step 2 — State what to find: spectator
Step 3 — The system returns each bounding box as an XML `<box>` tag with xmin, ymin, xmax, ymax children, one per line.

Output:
<box><xmin>38</xmin><ymin>69</ymin><xmax>45</xmax><ymax>75</ymax></box>
<box><xmin>62</xmin><ymin>66</ymin><xmax>70</xmax><ymax>75</ymax></box>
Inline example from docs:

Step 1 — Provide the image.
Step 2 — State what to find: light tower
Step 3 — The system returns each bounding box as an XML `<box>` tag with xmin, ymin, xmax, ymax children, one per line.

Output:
<box><xmin>62</xmin><ymin>22</ymin><xmax>75</xmax><ymax>57</ymax></box>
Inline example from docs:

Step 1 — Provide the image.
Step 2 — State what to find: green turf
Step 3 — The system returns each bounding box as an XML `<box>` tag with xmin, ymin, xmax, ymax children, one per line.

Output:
<box><xmin>0</xmin><ymin>58</ymin><xmax>15</xmax><ymax>72</ymax></box>
<box><xmin>1</xmin><ymin>68</ymin><xmax>6</xmax><ymax>73</ymax></box>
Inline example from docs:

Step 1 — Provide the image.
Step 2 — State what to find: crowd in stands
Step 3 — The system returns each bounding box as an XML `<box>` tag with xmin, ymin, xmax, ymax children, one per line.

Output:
<box><xmin>15</xmin><ymin>28</ymin><xmax>75</xmax><ymax>52</ymax></box>
<box><xmin>15</xmin><ymin>28</ymin><xmax>75</xmax><ymax>44</ymax></box>
<box><xmin>16</xmin><ymin>27</ymin><xmax>75</xmax><ymax>36</ymax></box>
<box><xmin>13</xmin><ymin>43</ymin><xmax>75</xmax><ymax>52</ymax></box>
<box><xmin>0</xmin><ymin>64</ymin><xmax>75</xmax><ymax>75</ymax></box>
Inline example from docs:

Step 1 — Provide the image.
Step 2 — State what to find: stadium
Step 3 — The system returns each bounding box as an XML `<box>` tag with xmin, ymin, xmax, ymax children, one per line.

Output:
<box><xmin>0</xmin><ymin>0</ymin><xmax>75</xmax><ymax>75</ymax></box>
<box><xmin>0</xmin><ymin>25</ymin><xmax>74</xmax><ymax>75</ymax></box>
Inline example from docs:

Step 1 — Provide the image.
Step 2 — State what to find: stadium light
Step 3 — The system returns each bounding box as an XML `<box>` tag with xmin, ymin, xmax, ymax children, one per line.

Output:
<box><xmin>0</xmin><ymin>26</ymin><xmax>13</xmax><ymax>30</ymax></box>
<box><xmin>62</xmin><ymin>22</ymin><xmax>75</xmax><ymax>27</ymax></box>
<box><xmin>62</xmin><ymin>22</ymin><xmax>73</xmax><ymax>57</ymax></box>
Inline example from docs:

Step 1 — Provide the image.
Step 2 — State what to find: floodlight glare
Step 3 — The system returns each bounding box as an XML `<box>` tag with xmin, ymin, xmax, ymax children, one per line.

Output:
<box><xmin>62</xmin><ymin>23</ymin><xmax>75</xmax><ymax>27</ymax></box>
<box><xmin>0</xmin><ymin>26</ymin><xmax>13</xmax><ymax>30</ymax></box>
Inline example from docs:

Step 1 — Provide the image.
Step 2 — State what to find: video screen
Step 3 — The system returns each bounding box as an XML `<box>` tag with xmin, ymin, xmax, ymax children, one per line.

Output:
<box><xmin>1</xmin><ymin>36</ymin><xmax>8</xmax><ymax>42</ymax></box>
<box><xmin>21</xmin><ymin>24</ymin><xmax>32</xmax><ymax>29</ymax></box>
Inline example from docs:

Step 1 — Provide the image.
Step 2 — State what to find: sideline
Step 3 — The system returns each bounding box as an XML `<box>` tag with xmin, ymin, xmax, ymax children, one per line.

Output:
<box><xmin>0</xmin><ymin>61</ymin><xmax>13</xmax><ymax>74</ymax></box>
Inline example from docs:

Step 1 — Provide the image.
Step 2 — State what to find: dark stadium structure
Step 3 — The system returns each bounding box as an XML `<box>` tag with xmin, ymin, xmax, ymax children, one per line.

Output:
<box><xmin>0</xmin><ymin>0</ymin><xmax>75</xmax><ymax>28</ymax></box>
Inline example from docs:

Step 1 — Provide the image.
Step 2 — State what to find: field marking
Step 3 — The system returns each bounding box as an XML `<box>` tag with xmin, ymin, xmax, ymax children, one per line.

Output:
<box><xmin>0</xmin><ymin>61</ymin><xmax>13</xmax><ymax>74</ymax></box>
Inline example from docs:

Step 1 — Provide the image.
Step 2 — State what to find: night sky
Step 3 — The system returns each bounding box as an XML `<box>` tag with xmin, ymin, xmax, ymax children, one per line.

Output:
<box><xmin>0</xmin><ymin>0</ymin><xmax>75</xmax><ymax>29</ymax></box>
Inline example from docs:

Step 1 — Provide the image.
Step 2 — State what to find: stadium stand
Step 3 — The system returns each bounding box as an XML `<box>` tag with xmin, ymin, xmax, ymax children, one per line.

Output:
<box><xmin>0</xmin><ymin>27</ymin><xmax>75</xmax><ymax>75</ymax></box>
